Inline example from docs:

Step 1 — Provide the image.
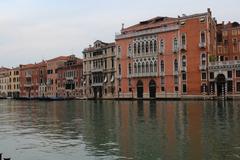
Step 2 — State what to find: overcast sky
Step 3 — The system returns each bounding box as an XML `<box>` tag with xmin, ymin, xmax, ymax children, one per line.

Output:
<box><xmin>0</xmin><ymin>0</ymin><xmax>239</xmax><ymax>67</ymax></box>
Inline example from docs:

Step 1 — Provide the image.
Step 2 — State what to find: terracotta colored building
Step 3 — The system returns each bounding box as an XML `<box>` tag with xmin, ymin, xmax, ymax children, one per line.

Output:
<box><xmin>115</xmin><ymin>9</ymin><xmax>216</xmax><ymax>98</ymax></box>
<box><xmin>208</xmin><ymin>21</ymin><xmax>240</xmax><ymax>97</ymax></box>
<box><xmin>56</xmin><ymin>55</ymin><xmax>84</xmax><ymax>98</ymax></box>
<box><xmin>46</xmin><ymin>56</ymin><xmax>69</xmax><ymax>98</ymax></box>
<box><xmin>19</xmin><ymin>61</ymin><xmax>46</xmax><ymax>98</ymax></box>
<box><xmin>83</xmin><ymin>40</ymin><xmax>116</xmax><ymax>98</ymax></box>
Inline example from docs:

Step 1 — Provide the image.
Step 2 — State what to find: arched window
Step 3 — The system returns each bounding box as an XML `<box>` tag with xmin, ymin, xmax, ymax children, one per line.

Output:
<box><xmin>182</xmin><ymin>55</ymin><xmax>186</xmax><ymax>67</ymax></box>
<box><xmin>201</xmin><ymin>53</ymin><xmax>206</xmax><ymax>65</ymax></box>
<box><xmin>160</xmin><ymin>60</ymin><xmax>164</xmax><ymax>72</ymax></box>
<box><xmin>174</xmin><ymin>59</ymin><xmax>178</xmax><ymax>71</ymax></box>
<box><xmin>134</xmin><ymin>63</ymin><xmax>137</xmax><ymax>73</ymax></box>
<box><xmin>154</xmin><ymin>61</ymin><xmax>157</xmax><ymax>72</ymax></box>
<box><xmin>141</xmin><ymin>41</ymin><xmax>145</xmax><ymax>53</ymax></box>
<box><xmin>146</xmin><ymin>61</ymin><xmax>149</xmax><ymax>73</ymax></box>
<box><xmin>134</xmin><ymin>43</ymin><xmax>136</xmax><ymax>54</ymax></box>
<box><xmin>142</xmin><ymin>62</ymin><xmax>145</xmax><ymax>73</ymax></box>
<box><xmin>150</xmin><ymin>41</ymin><xmax>153</xmax><ymax>53</ymax></box>
<box><xmin>137</xmin><ymin>42</ymin><xmax>141</xmax><ymax>54</ymax></box>
<box><xmin>138</xmin><ymin>62</ymin><xmax>141</xmax><ymax>73</ymax></box>
<box><xmin>128</xmin><ymin>44</ymin><xmax>132</xmax><ymax>55</ymax></box>
<box><xmin>173</xmin><ymin>38</ymin><xmax>178</xmax><ymax>50</ymax></box>
<box><xmin>118</xmin><ymin>64</ymin><xmax>121</xmax><ymax>76</ymax></box>
<box><xmin>154</xmin><ymin>40</ymin><xmax>157</xmax><ymax>52</ymax></box>
<box><xmin>150</xmin><ymin>61</ymin><xmax>153</xmax><ymax>72</ymax></box>
<box><xmin>200</xmin><ymin>31</ymin><xmax>206</xmax><ymax>43</ymax></box>
<box><xmin>146</xmin><ymin>41</ymin><xmax>149</xmax><ymax>53</ymax></box>
<box><xmin>128</xmin><ymin>63</ymin><xmax>132</xmax><ymax>75</ymax></box>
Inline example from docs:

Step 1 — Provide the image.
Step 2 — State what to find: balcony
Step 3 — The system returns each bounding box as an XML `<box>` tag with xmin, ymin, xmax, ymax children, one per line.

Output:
<box><xmin>66</xmin><ymin>76</ymin><xmax>74</xmax><ymax>80</ymax></box>
<box><xmin>172</xmin><ymin>47</ymin><xmax>178</xmax><ymax>53</ymax></box>
<box><xmin>199</xmin><ymin>42</ymin><xmax>206</xmax><ymax>49</ymax></box>
<box><xmin>159</xmin><ymin>72</ymin><xmax>165</xmax><ymax>76</ymax></box>
<box><xmin>199</xmin><ymin>65</ymin><xmax>207</xmax><ymax>71</ymax></box>
<box><xmin>132</xmin><ymin>72</ymin><xmax>158</xmax><ymax>77</ymax></box>
<box><xmin>115</xmin><ymin>25</ymin><xmax>179</xmax><ymax>40</ymax></box>
<box><xmin>24</xmin><ymin>83</ymin><xmax>32</xmax><ymax>87</ymax></box>
<box><xmin>91</xmin><ymin>83</ymin><xmax>103</xmax><ymax>87</ymax></box>
<box><xmin>208</xmin><ymin>60</ymin><xmax>240</xmax><ymax>71</ymax></box>
<box><xmin>91</xmin><ymin>68</ymin><xmax>103</xmax><ymax>73</ymax></box>
<box><xmin>180</xmin><ymin>44</ymin><xmax>187</xmax><ymax>52</ymax></box>
<box><xmin>173</xmin><ymin>70</ymin><xmax>179</xmax><ymax>75</ymax></box>
<box><xmin>181</xmin><ymin>66</ymin><xmax>187</xmax><ymax>72</ymax></box>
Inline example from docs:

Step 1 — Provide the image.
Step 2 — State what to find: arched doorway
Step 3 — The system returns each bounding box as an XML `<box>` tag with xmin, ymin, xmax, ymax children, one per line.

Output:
<box><xmin>216</xmin><ymin>74</ymin><xmax>226</xmax><ymax>96</ymax></box>
<box><xmin>137</xmin><ymin>80</ymin><xmax>143</xmax><ymax>98</ymax></box>
<box><xmin>149</xmin><ymin>80</ymin><xmax>156</xmax><ymax>98</ymax></box>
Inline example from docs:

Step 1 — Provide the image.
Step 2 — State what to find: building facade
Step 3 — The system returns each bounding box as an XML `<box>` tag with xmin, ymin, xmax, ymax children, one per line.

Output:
<box><xmin>46</xmin><ymin>56</ymin><xmax>69</xmax><ymax>98</ymax></box>
<box><xmin>19</xmin><ymin>62</ymin><xmax>46</xmax><ymax>98</ymax></box>
<box><xmin>0</xmin><ymin>67</ymin><xmax>10</xmax><ymax>98</ymax></box>
<box><xmin>8</xmin><ymin>67</ymin><xmax>20</xmax><ymax>98</ymax></box>
<box><xmin>83</xmin><ymin>40</ymin><xmax>115</xmax><ymax>99</ymax></box>
<box><xmin>56</xmin><ymin>55</ymin><xmax>83</xmax><ymax>98</ymax></box>
<box><xmin>208</xmin><ymin>21</ymin><xmax>240</xmax><ymax>97</ymax></box>
<box><xmin>115</xmin><ymin>9</ymin><xmax>216</xmax><ymax>99</ymax></box>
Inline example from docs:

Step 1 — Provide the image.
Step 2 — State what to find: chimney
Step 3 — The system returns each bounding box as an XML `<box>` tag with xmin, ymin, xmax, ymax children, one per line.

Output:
<box><xmin>121</xmin><ymin>23</ymin><xmax>125</xmax><ymax>30</ymax></box>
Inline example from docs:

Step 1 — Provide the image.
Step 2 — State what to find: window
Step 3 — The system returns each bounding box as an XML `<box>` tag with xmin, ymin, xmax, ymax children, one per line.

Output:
<box><xmin>201</xmin><ymin>72</ymin><xmax>207</xmax><ymax>80</ymax></box>
<box><xmin>173</xmin><ymin>38</ymin><xmax>178</xmax><ymax>51</ymax></box>
<box><xmin>236</xmin><ymin>70</ymin><xmax>240</xmax><ymax>77</ymax></box>
<box><xmin>228</xmin><ymin>71</ymin><xmax>232</xmax><ymax>79</ymax></box>
<box><xmin>146</xmin><ymin>41</ymin><xmax>149</xmax><ymax>53</ymax></box>
<box><xmin>161</xmin><ymin>76</ymin><xmax>165</xmax><ymax>85</ymax></box>
<box><xmin>128</xmin><ymin>63</ymin><xmax>132</xmax><ymax>75</ymax></box>
<box><xmin>210</xmin><ymin>72</ymin><xmax>214</xmax><ymax>79</ymax></box>
<box><xmin>154</xmin><ymin>61</ymin><xmax>157</xmax><ymax>72</ymax></box>
<box><xmin>138</xmin><ymin>63</ymin><xmax>141</xmax><ymax>73</ymax></box>
<box><xmin>118</xmin><ymin>46</ymin><xmax>121</xmax><ymax>55</ymax></box>
<box><xmin>111</xmin><ymin>58</ymin><xmax>114</xmax><ymax>68</ymax></box>
<box><xmin>182</xmin><ymin>84</ymin><xmax>187</xmax><ymax>93</ymax></box>
<box><xmin>175</xmin><ymin>86</ymin><xmax>179</xmax><ymax>92</ymax></box>
<box><xmin>200</xmin><ymin>31</ymin><xmax>206</xmax><ymax>43</ymax></box>
<box><xmin>174</xmin><ymin>59</ymin><xmax>178</xmax><ymax>71</ymax></box>
<box><xmin>118</xmin><ymin>64</ymin><xmax>121</xmax><ymax>76</ymax></box>
<box><xmin>150</xmin><ymin>41</ymin><xmax>153</xmax><ymax>53</ymax></box>
<box><xmin>153</xmin><ymin>40</ymin><xmax>157</xmax><ymax>52</ymax></box>
<box><xmin>141</xmin><ymin>42</ymin><xmax>145</xmax><ymax>53</ymax></box>
<box><xmin>137</xmin><ymin>42</ymin><xmax>141</xmax><ymax>54</ymax></box>
<box><xmin>159</xmin><ymin>39</ymin><xmax>164</xmax><ymax>53</ymax></box>
<box><xmin>142</xmin><ymin>62</ymin><xmax>145</xmax><ymax>73</ymax></box>
<box><xmin>146</xmin><ymin>62</ymin><xmax>149</xmax><ymax>73</ymax></box>
<box><xmin>150</xmin><ymin>61</ymin><xmax>153</xmax><ymax>72</ymax></box>
<box><xmin>227</xmin><ymin>81</ymin><xmax>233</xmax><ymax>93</ymax></box>
<box><xmin>201</xmin><ymin>84</ymin><xmax>208</xmax><ymax>93</ymax></box>
<box><xmin>104</xmin><ymin>59</ymin><xmax>107</xmax><ymax>69</ymax></box>
<box><xmin>160</xmin><ymin>60</ymin><xmax>164</xmax><ymax>72</ymax></box>
<box><xmin>201</xmin><ymin>53</ymin><xmax>206</xmax><ymax>65</ymax></box>
<box><xmin>223</xmin><ymin>31</ymin><xmax>228</xmax><ymax>37</ymax></box>
<box><xmin>134</xmin><ymin>43</ymin><xmax>137</xmax><ymax>54</ymax></box>
<box><xmin>181</xmin><ymin>34</ymin><xmax>186</xmax><ymax>46</ymax></box>
<box><xmin>182</xmin><ymin>72</ymin><xmax>186</xmax><ymax>81</ymax></box>
<box><xmin>182</xmin><ymin>55</ymin><xmax>186</xmax><ymax>67</ymax></box>
<box><xmin>128</xmin><ymin>44</ymin><xmax>132</xmax><ymax>55</ymax></box>
<box><xmin>232</xmin><ymin>30</ymin><xmax>238</xmax><ymax>36</ymax></box>
<box><xmin>161</xmin><ymin>87</ymin><xmax>165</xmax><ymax>92</ymax></box>
<box><xmin>237</xmin><ymin>82</ymin><xmax>240</xmax><ymax>92</ymax></box>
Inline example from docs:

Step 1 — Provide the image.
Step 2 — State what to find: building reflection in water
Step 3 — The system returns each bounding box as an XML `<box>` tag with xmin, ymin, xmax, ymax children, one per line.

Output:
<box><xmin>0</xmin><ymin>100</ymin><xmax>240</xmax><ymax>160</ymax></box>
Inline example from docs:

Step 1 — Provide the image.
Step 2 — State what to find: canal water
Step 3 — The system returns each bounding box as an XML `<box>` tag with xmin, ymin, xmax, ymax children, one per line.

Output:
<box><xmin>0</xmin><ymin>100</ymin><xmax>240</xmax><ymax>160</ymax></box>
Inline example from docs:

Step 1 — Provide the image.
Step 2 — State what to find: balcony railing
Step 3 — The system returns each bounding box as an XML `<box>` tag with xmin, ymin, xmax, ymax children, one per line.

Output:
<box><xmin>115</xmin><ymin>25</ymin><xmax>179</xmax><ymax>40</ymax></box>
<box><xmin>159</xmin><ymin>72</ymin><xmax>165</xmax><ymax>76</ymax></box>
<box><xmin>199</xmin><ymin>65</ymin><xmax>207</xmax><ymax>70</ymax></box>
<box><xmin>181</xmin><ymin>66</ymin><xmax>187</xmax><ymax>72</ymax></box>
<box><xmin>208</xmin><ymin>60</ymin><xmax>240</xmax><ymax>70</ymax></box>
<box><xmin>91</xmin><ymin>82</ymin><xmax>103</xmax><ymax>87</ymax></box>
<box><xmin>199</xmin><ymin>42</ymin><xmax>206</xmax><ymax>48</ymax></box>
<box><xmin>91</xmin><ymin>68</ymin><xmax>103</xmax><ymax>73</ymax></box>
<box><xmin>132</xmin><ymin>72</ymin><xmax>158</xmax><ymax>77</ymax></box>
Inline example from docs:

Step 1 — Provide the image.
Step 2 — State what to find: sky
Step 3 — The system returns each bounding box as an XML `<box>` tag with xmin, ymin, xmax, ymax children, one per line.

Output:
<box><xmin>0</xmin><ymin>0</ymin><xmax>240</xmax><ymax>68</ymax></box>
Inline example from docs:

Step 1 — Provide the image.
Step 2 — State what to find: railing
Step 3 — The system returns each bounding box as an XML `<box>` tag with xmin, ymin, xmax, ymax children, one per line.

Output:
<box><xmin>132</xmin><ymin>72</ymin><xmax>158</xmax><ymax>77</ymax></box>
<box><xmin>199</xmin><ymin>42</ymin><xmax>206</xmax><ymax>48</ymax></box>
<box><xmin>208</xmin><ymin>60</ymin><xmax>240</xmax><ymax>70</ymax></box>
<box><xmin>199</xmin><ymin>65</ymin><xmax>207</xmax><ymax>70</ymax></box>
<box><xmin>159</xmin><ymin>72</ymin><xmax>165</xmax><ymax>76</ymax></box>
<box><xmin>91</xmin><ymin>83</ymin><xmax>103</xmax><ymax>87</ymax></box>
<box><xmin>115</xmin><ymin>25</ymin><xmax>179</xmax><ymax>40</ymax></box>
<box><xmin>91</xmin><ymin>68</ymin><xmax>103</xmax><ymax>72</ymax></box>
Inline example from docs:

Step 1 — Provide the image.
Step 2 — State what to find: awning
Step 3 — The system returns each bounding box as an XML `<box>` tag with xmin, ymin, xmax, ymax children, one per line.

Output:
<box><xmin>110</xmin><ymin>75</ymin><xmax>114</xmax><ymax>82</ymax></box>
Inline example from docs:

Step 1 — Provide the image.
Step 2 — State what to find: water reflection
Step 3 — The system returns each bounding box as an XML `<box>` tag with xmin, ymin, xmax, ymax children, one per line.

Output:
<box><xmin>0</xmin><ymin>100</ymin><xmax>240</xmax><ymax>160</ymax></box>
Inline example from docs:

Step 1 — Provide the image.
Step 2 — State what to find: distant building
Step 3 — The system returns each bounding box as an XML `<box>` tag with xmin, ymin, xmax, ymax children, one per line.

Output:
<box><xmin>83</xmin><ymin>40</ymin><xmax>116</xmax><ymax>99</ymax></box>
<box><xmin>208</xmin><ymin>21</ymin><xmax>240</xmax><ymax>96</ymax></box>
<box><xmin>56</xmin><ymin>55</ymin><xmax>83</xmax><ymax>98</ymax></box>
<box><xmin>19</xmin><ymin>62</ymin><xmax>46</xmax><ymax>98</ymax></box>
<box><xmin>115</xmin><ymin>9</ymin><xmax>216</xmax><ymax>98</ymax></box>
<box><xmin>0</xmin><ymin>67</ymin><xmax>10</xmax><ymax>98</ymax></box>
<box><xmin>8</xmin><ymin>67</ymin><xmax>20</xmax><ymax>98</ymax></box>
<box><xmin>46</xmin><ymin>56</ymin><xmax>69</xmax><ymax>98</ymax></box>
